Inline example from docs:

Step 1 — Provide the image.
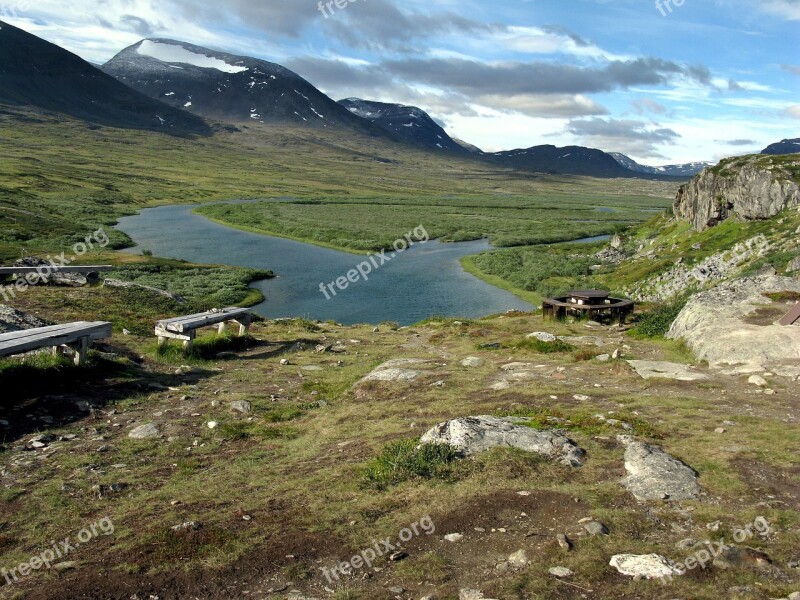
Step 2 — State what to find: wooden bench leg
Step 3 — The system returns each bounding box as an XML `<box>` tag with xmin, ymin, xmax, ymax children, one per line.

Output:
<box><xmin>218</xmin><ymin>322</ymin><xmax>227</xmax><ymax>335</ymax></box>
<box><xmin>237</xmin><ymin>315</ymin><xmax>251</xmax><ymax>337</ymax></box>
<box><xmin>74</xmin><ymin>337</ymin><xmax>89</xmax><ymax>366</ymax></box>
<box><xmin>158</xmin><ymin>336</ymin><xmax>167</xmax><ymax>347</ymax></box>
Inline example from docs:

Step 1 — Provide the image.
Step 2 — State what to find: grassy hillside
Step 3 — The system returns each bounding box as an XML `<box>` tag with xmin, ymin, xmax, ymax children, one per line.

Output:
<box><xmin>0</xmin><ymin>106</ymin><xmax>675</xmax><ymax>261</ymax></box>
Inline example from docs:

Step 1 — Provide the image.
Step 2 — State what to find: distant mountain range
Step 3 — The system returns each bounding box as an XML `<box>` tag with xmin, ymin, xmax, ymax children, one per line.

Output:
<box><xmin>102</xmin><ymin>39</ymin><xmax>379</xmax><ymax>134</ymax></box>
<box><xmin>761</xmin><ymin>138</ymin><xmax>800</xmax><ymax>155</ymax></box>
<box><xmin>4</xmin><ymin>24</ymin><xmax>796</xmax><ymax>179</ymax></box>
<box><xmin>609</xmin><ymin>153</ymin><xmax>714</xmax><ymax>177</ymax></box>
<box><xmin>0</xmin><ymin>21</ymin><xmax>210</xmax><ymax>135</ymax></box>
<box><xmin>339</xmin><ymin>98</ymin><xmax>468</xmax><ymax>153</ymax></box>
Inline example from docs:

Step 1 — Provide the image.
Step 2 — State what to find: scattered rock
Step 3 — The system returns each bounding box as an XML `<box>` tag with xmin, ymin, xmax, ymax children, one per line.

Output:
<box><xmin>0</xmin><ymin>304</ymin><xmax>53</xmax><ymax>333</ymax></box>
<box><xmin>359</xmin><ymin>359</ymin><xmax>432</xmax><ymax>383</ymax></box>
<box><xmin>627</xmin><ymin>360</ymin><xmax>709</xmax><ymax>381</ymax></box>
<box><xmin>507</xmin><ymin>549</ymin><xmax>529</xmax><ymax>568</ymax></box>
<box><xmin>207</xmin><ymin>421</ymin><xmax>218</xmax><ymax>430</ymax></box>
<box><xmin>582</xmin><ymin>520</ymin><xmax>609</xmax><ymax>536</ymax></box>
<box><xmin>388</xmin><ymin>551</ymin><xmax>407</xmax><ymax>562</ymax></box>
<box><xmin>128</xmin><ymin>423</ymin><xmax>160</xmax><ymax>439</ymax></box>
<box><xmin>609</xmin><ymin>554</ymin><xmax>682</xmax><ymax>579</ymax></box>
<box><xmin>444</xmin><ymin>533</ymin><xmax>464</xmax><ymax>542</ymax></box>
<box><xmin>556</xmin><ymin>533</ymin><xmax>572</xmax><ymax>550</ymax></box>
<box><xmin>171</xmin><ymin>521</ymin><xmax>202</xmax><ymax>532</ymax></box>
<box><xmin>596</xmin><ymin>354</ymin><xmax>611</xmax><ymax>362</ymax></box>
<box><xmin>104</xmin><ymin>278</ymin><xmax>185</xmax><ymax>302</ymax></box>
<box><xmin>748</xmin><ymin>375</ymin><xmax>768</xmax><ymax>387</ymax></box>
<box><xmin>548</xmin><ymin>566</ymin><xmax>574</xmax><ymax>578</ymax></box>
<box><xmin>53</xmin><ymin>561</ymin><xmax>78</xmax><ymax>572</ymax></box>
<box><xmin>460</xmin><ymin>357</ymin><xmax>484</xmax><ymax>368</ymax></box>
<box><xmin>388</xmin><ymin>586</ymin><xmax>404</xmax><ymax>594</ymax></box>
<box><xmin>618</xmin><ymin>435</ymin><xmax>701</xmax><ymax>501</ymax></box>
<box><xmin>573</xmin><ymin>394</ymin><xmax>591</xmax><ymax>402</ymax></box>
<box><xmin>527</xmin><ymin>332</ymin><xmax>556</xmax><ymax>342</ymax></box>
<box><xmin>420</xmin><ymin>416</ymin><xmax>585</xmax><ymax>467</ymax></box>
<box><xmin>230</xmin><ymin>400</ymin><xmax>252</xmax><ymax>414</ymax></box>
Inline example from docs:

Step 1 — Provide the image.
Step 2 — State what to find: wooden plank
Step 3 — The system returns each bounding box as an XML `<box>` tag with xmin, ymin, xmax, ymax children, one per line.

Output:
<box><xmin>157</xmin><ymin>308</ymin><xmax>251</xmax><ymax>333</ymax></box>
<box><xmin>779</xmin><ymin>303</ymin><xmax>800</xmax><ymax>326</ymax></box>
<box><xmin>0</xmin><ymin>322</ymin><xmax>112</xmax><ymax>357</ymax></box>
<box><xmin>0</xmin><ymin>266</ymin><xmax>114</xmax><ymax>276</ymax></box>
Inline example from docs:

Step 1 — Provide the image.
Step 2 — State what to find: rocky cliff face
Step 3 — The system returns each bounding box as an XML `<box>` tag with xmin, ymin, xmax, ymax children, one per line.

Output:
<box><xmin>674</xmin><ymin>155</ymin><xmax>800</xmax><ymax>231</ymax></box>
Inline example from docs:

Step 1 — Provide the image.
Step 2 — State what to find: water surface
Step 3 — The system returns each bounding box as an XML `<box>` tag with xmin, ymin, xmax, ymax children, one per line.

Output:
<box><xmin>116</xmin><ymin>203</ymin><xmax>535</xmax><ymax>325</ymax></box>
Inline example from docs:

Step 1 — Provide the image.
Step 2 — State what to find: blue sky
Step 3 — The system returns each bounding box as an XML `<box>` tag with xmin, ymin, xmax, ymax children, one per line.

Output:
<box><xmin>2</xmin><ymin>0</ymin><xmax>798</xmax><ymax>163</ymax></box>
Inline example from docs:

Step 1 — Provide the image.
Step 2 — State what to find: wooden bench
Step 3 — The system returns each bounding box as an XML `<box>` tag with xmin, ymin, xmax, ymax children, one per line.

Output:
<box><xmin>155</xmin><ymin>307</ymin><xmax>252</xmax><ymax>350</ymax></box>
<box><xmin>0</xmin><ymin>321</ymin><xmax>113</xmax><ymax>365</ymax></box>
<box><xmin>779</xmin><ymin>303</ymin><xmax>800</xmax><ymax>326</ymax></box>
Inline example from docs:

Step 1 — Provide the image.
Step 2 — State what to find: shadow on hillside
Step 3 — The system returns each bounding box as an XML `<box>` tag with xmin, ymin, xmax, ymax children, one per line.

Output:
<box><xmin>0</xmin><ymin>346</ymin><xmax>218</xmax><ymax>444</ymax></box>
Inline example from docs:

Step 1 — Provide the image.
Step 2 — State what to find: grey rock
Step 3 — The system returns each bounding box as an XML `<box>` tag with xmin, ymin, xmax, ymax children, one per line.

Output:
<box><xmin>548</xmin><ymin>566</ymin><xmax>574</xmax><ymax>578</ymax></box>
<box><xmin>128</xmin><ymin>423</ymin><xmax>160</xmax><ymax>439</ymax></box>
<box><xmin>171</xmin><ymin>521</ymin><xmax>202</xmax><ymax>532</ymax></box>
<box><xmin>674</xmin><ymin>156</ymin><xmax>800</xmax><ymax>232</ymax></box>
<box><xmin>359</xmin><ymin>359</ymin><xmax>432</xmax><ymax>383</ymax></box>
<box><xmin>609</xmin><ymin>554</ymin><xmax>682</xmax><ymax>579</ymax></box>
<box><xmin>388</xmin><ymin>587</ymin><xmax>405</xmax><ymax>594</ymax></box>
<box><xmin>507</xmin><ymin>549</ymin><xmax>529</xmax><ymax>568</ymax></box>
<box><xmin>0</xmin><ymin>304</ymin><xmax>52</xmax><ymax>334</ymax></box>
<box><xmin>444</xmin><ymin>533</ymin><xmax>463</xmax><ymax>542</ymax></box>
<box><xmin>53</xmin><ymin>561</ymin><xmax>78</xmax><ymax>572</ymax></box>
<box><xmin>583</xmin><ymin>520</ymin><xmax>609</xmax><ymax>536</ymax></box>
<box><xmin>229</xmin><ymin>400</ymin><xmax>252</xmax><ymax>414</ymax></box>
<box><xmin>527</xmin><ymin>332</ymin><xmax>557</xmax><ymax>342</ymax></box>
<box><xmin>556</xmin><ymin>533</ymin><xmax>572</xmax><ymax>550</ymax></box>
<box><xmin>420</xmin><ymin>416</ymin><xmax>585</xmax><ymax>467</ymax></box>
<box><xmin>668</xmin><ymin>274</ymin><xmax>800</xmax><ymax>368</ymax></box>
<box><xmin>460</xmin><ymin>357</ymin><xmax>485</xmax><ymax>367</ymax></box>
<box><xmin>618</xmin><ymin>435</ymin><xmax>700</xmax><ymax>501</ymax></box>
<box><xmin>787</xmin><ymin>255</ymin><xmax>800</xmax><ymax>273</ymax></box>
<box><xmin>627</xmin><ymin>360</ymin><xmax>709</xmax><ymax>381</ymax></box>
<box><xmin>12</xmin><ymin>257</ymin><xmax>92</xmax><ymax>287</ymax></box>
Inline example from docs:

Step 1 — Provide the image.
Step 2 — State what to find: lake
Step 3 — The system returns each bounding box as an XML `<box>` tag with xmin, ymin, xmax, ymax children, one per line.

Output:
<box><xmin>116</xmin><ymin>202</ymin><xmax>538</xmax><ymax>325</ymax></box>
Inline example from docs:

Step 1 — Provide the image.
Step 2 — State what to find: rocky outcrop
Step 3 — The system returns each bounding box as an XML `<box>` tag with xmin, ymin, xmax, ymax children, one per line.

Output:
<box><xmin>0</xmin><ymin>305</ymin><xmax>52</xmax><ymax>333</ymax></box>
<box><xmin>674</xmin><ymin>156</ymin><xmax>800</xmax><ymax>231</ymax></box>
<box><xmin>623</xmin><ymin>235</ymin><xmax>770</xmax><ymax>302</ymax></box>
<box><xmin>420</xmin><ymin>416</ymin><xmax>585</xmax><ymax>467</ymax></box>
<box><xmin>13</xmin><ymin>257</ymin><xmax>96</xmax><ymax>287</ymax></box>
<box><xmin>667</xmin><ymin>274</ymin><xmax>800</xmax><ymax>369</ymax></box>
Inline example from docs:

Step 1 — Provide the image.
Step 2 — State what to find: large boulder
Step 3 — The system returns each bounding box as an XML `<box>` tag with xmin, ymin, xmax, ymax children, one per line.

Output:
<box><xmin>12</xmin><ymin>257</ymin><xmax>94</xmax><ymax>286</ymax></box>
<box><xmin>667</xmin><ymin>274</ymin><xmax>800</xmax><ymax>368</ymax></box>
<box><xmin>674</xmin><ymin>155</ymin><xmax>800</xmax><ymax>232</ymax></box>
<box><xmin>420</xmin><ymin>416</ymin><xmax>585</xmax><ymax>467</ymax></box>
<box><xmin>618</xmin><ymin>435</ymin><xmax>701</xmax><ymax>501</ymax></box>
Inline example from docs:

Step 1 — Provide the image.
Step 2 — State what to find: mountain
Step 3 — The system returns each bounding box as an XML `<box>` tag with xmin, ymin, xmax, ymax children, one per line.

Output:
<box><xmin>0</xmin><ymin>22</ymin><xmax>210</xmax><ymax>134</ymax></box>
<box><xmin>487</xmin><ymin>145</ymin><xmax>635</xmax><ymax>177</ymax></box>
<box><xmin>761</xmin><ymin>138</ymin><xmax>800</xmax><ymax>155</ymax></box>
<box><xmin>103</xmin><ymin>40</ymin><xmax>379</xmax><ymax>133</ymax></box>
<box><xmin>609</xmin><ymin>153</ymin><xmax>712</xmax><ymax>177</ymax></box>
<box><xmin>453</xmin><ymin>138</ymin><xmax>484</xmax><ymax>154</ymax></box>
<box><xmin>339</xmin><ymin>98</ymin><xmax>469</xmax><ymax>153</ymax></box>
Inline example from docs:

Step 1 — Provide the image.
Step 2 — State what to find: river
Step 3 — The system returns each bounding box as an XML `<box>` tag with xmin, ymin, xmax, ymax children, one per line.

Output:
<box><xmin>116</xmin><ymin>203</ymin><xmax>539</xmax><ymax>325</ymax></box>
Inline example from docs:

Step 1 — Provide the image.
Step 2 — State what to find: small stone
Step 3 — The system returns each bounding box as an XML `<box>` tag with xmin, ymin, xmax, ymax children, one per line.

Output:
<box><xmin>573</xmin><ymin>394</ymin><xmax>591</xmax><ymax>401</ymax></box>
<box><xmin>507</xmin><ymin>550</ymin><xmax>529</xmax><ymax>568</ymax></box>
<box><xmin>715</xmin><ymin>428</ymin><xmax>726</xmax><ymax>434</ymax></box>
<box><xmin>242</xmin><ymin>515</ymin><xmax>252</xmax><ymax>521</ymax></box>
<box><xmin>461</xmin><ymin>357</ymin><xmax>484</xmax><ymax>368</ymax></box>
<box><xmin>280</xmin><ymin>359</ymin><xmax>289</xmax><ymax>366</ymax></box>
<box><xmin>444</xmin><ymin>533</ymin><xmax>464</xmax><ymax>542</ymax></box>
<box><xmin>609</xmin><ymin>554</ymin><xmax>682</xmax><ymax>579</ymax></box>
<box><xmin>612</xmin><ymin>349</ymin><xmax>621</xmax><ymax>360</ymax></box>
<box><xmin>207</xmin><ymin>421</ymin><xmax>218</xmax><ymax>430</ymax></box>
<box><xmin>517</xmin><ymin>491</ymin><xmax>531</xmax><ymax>496</ymax></box>
<box><xmin>388</xmin><ymin>551</ymin><xmax>408</xmax><ymax>562</ymax></box>
<box><xmin>748</xmin><ymin>375</ymin><xmax>768</xmax><ymax>387</ymax></box>
<box><xmin>122</xmin><ymin>328</ymin><xmax>131</xmax><ymax>336</ymax></box>
<box><xmin>128</xmin><ymin>423</ymin><xmax>160</xmax><ymax>439</ymax></box>
<box><xmin>172</xmin><ymin>521</ymin><xmax>201</xmax><ymax>532</ymax></box>
<box><xmin>787</xmin><ymin>592</ymin><xmax>800</xmax><ymax>600</ymax></box>
<box><xmin>53</xmin><ymin>561</ymin><xmax>78</xmax><ymax>572</ymax></box>
<box><xmin>556</xmin><ymin>534</ymin><xmax>572</xmax><ymax>551</ymax></box>
<box><xmin>596</xmin><ymin>354</ymin><xmax>611</xmax><ymax>362</ymax></box>
<box><xmin>583</xmin><ymin>520</ymin><xmax>609</xmax><ymax>536</ymax></box>
<box><xmin>389</xmin><ymin>587</ymin><xmax>404</xmax><ymax>595</ymax></box>
<box><xmin>230</xmin><ymin>400</ymin><xmax>252</xmax><ymax>414</ymax></box>
<box><xmin>548</xmin><ymin>566</ymin><xmax>573</xmax><ymax>578</ymax></box>
<box><xmin>527</xmin><ymin>332</ymin><xmax>556</xmax><ymax>342</ymax></box>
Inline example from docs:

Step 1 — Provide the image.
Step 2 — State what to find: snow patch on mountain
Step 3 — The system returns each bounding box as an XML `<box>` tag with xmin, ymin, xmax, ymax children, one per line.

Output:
<box><xmin>137</xmin><ymin>40</ymin><xmax>249</xmax><ymax>74</ymax></box>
